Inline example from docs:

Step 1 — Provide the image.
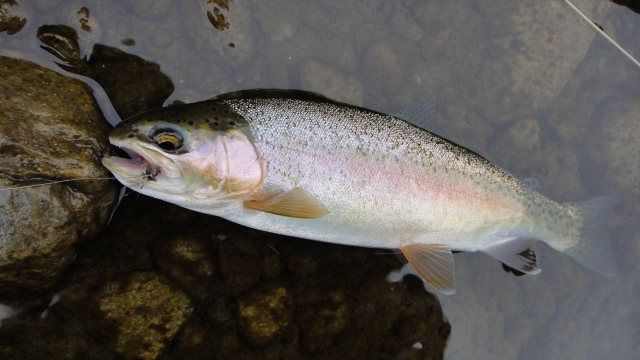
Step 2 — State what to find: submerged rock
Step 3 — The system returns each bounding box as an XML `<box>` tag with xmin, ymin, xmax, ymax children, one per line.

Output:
<box><xmin>90</xmin><ymin>271</ymin><xmax>193</xmax><ymax>360</ymax></box>
<box><xmin>0</xmin><ymin>195</ymin><xmax>450</xmax><ymax>359</ymax></box>
<box><xmin>362</xmin><ymin>42</ymin><xmax>403</xmax><ymax>95</ymax></box>
<box><xmin>410</xmin><ymin>0</ymin><xmax>610</xmax><ymax>157</ymax></box>
<box><xmin>0</xmin><ymin>56</ymin><xmax>118</xmax><ymax>302</ymax></box>
<box><xmin>300</xmin><ymin>59</ymin><xmax>364</xmax><ymax>106</ymax></box>
<box><xmin>586</xmin><ymin>99</ymin><xmax>640</xmax><ymax>201</ymax></box>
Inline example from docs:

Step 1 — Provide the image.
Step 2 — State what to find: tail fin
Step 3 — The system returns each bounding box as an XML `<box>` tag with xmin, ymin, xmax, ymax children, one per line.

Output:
<box><xmin>563</xmin><ymin>196</ymin><xmax>622</xmax><ymax>276</ymax></box>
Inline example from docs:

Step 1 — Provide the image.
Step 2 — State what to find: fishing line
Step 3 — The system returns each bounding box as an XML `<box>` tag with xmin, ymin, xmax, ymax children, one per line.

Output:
<box><xmin>0</xmin><ymin>177</ymin><xmax>116</xmax><ymax>190</ymax></box>
<box><xmin>107</xmin><ymin>186</ymin><xmax>128</xmax><ymax>226</ymax></box>
<box><xmin>564</xmin><ymin>0</ymin><xmax>640</xmax><ymax>68</ymax></box>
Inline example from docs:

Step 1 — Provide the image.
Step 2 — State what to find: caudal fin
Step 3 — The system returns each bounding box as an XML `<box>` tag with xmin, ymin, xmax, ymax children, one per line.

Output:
<box><xmin>563</xmin><ymin>196</ymin><xmax>622</xmax><ymax>276</ymax></box>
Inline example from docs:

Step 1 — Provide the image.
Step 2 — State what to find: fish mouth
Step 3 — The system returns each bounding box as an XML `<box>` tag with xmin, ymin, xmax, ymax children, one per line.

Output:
<box><xmin>102</xmin><ymin>146</ymin><xmax>161</xmax><ymax>181</ymax></box>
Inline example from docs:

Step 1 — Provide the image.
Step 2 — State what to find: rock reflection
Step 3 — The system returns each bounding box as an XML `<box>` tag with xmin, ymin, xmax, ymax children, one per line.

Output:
<box><xmin>611</xmin><ymin>0</ymin><xmax>640</xmax><ymax>14</ymax></box>
<box><xmin>77</xmin><ymin>6</ymin><xmax>91</xmax><ymax>32</ymax></box>
<box><xmin>120</xmin><ymin>37</ymin><xmax>135</xmax><ymax>46</ymax></box>
<box><xmin>0</xmin><ymin>0</ymin><xmax>26</xmax><ymax>35</ymax></box>
<box><xmin>207</xmin><ymin>0</ymin><xmax>231</xmax><ymax>31</ymax></box>
<box><xmin>37</xmin><ymin>25</ymin><xmax>174</xmax><ymax>119</ymax></box>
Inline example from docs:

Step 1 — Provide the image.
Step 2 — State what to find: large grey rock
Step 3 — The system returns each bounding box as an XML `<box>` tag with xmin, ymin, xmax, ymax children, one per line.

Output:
<box><xmin>413</xmin><ymin>0</ymin><xmax>609</xmax><ymax>152</ymax></box>
<box><xmin>586</xmin><ymin>99</ymin><xmax>640</xmax><ymax>201</ymax></box>
<box><xmin>0</xmin><ymin>56</ymin><xmax>117</xmax><ymax>301</ymax></box>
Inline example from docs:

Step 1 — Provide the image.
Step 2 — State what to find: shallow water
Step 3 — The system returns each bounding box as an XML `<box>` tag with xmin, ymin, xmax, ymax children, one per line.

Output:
<box><xmin>2</xmin><ymin>0</ymin><xmax>640</xmax><ymax>358</ymax></box>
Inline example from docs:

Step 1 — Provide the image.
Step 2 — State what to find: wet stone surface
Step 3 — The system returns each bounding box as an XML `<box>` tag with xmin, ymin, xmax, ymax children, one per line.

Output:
<box><xmin>0</xmin><ymin>195</ymin><xmax>450</xmax><ymax>359</ymax></box>
<box><xmin>0</xmin><ymin>56</ymin><xmax>117</xmax><ymax>302</ymax></box>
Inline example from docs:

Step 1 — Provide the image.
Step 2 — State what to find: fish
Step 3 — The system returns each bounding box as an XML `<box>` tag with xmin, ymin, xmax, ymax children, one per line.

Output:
<box><xmin>101</xmin><ymin>89</ymin><xmax>619</xmax><ymax>295</ymax></box>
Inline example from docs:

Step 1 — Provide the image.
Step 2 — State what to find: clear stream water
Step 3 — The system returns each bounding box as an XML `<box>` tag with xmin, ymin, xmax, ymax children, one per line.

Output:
<box><xmin>1</xmin><ymin>0</ymin><xmax>640</xmax><ymax>359</ymax></box>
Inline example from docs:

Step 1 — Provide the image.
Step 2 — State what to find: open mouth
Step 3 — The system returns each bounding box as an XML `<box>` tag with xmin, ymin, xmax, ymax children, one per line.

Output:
<box><xmin>102</xmin><ymin>146</ymin><xmax>161</xmax><ymax>181</ymax></box>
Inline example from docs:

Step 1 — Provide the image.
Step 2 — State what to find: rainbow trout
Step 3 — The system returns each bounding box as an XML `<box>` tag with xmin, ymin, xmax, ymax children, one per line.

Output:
<box><xmin>102</xmin><ymin>90</ymin><xmax>618</xmax><ymax>295</ymax></box>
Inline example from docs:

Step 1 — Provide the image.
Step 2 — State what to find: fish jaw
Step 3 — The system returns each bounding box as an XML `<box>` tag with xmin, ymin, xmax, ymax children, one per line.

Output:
<box><xmin>103</xmin><ymin>122</ymin><xmax>265</xmax><ymax>212</ymax></box>
<box><xmin>101</xmin><ymin>142</ymin><xmax>179</xmax><ymax>196</ymax></box>
<box><xmin>101</xmin><ymin>155</ymin><xmax>151</xmax><ymax>183</ymax></box>
<box><xmin>110</xmin><ymin>138</ymin><xmax>182</xmax><ymax>178</ymax></box>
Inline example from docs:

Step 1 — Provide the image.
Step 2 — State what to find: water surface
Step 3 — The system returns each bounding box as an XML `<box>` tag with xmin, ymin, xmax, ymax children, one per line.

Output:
<box><xmin>1</xmin><ymin>0</ymin><xmax>639</xmax><ymax>358</ymax></box>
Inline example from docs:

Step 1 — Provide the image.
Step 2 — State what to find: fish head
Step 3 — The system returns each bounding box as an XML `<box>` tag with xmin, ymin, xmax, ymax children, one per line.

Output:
<box><xmin>102</xmin><ymin>102</ymin><xmax>262</xmax><ymax>211</ymax></box>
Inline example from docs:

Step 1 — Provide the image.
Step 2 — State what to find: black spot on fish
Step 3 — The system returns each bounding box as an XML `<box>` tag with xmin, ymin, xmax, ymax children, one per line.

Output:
<box><xmin>128</xmin><ymin>134</ymin><xmax>135</xmax><ymax>138</ymax></box>
<box><xmin>204</xmin><ymin>118</ymin><xmax>210</xmax><ymax>123</ymax></box>
<box><xmin>228</xmin><ymin>121</ymin><xmax>235</xmax><ymax>126</ymax></box>
<box><xmin>147</xmin><ymin>119</ymin><xmax>153</xmax><ymax>122</ymax></box>
<box><xmin>188</xmin><ymin>121</ymin><xmax>194</xmax><ymax>125</ymax></box>
<box><xmin>176</xmin><ymin>120</ymin><xmax>181</xmax><ymax>123</ymax></box>
<box><xmin>214</xmin><ymin>122</ymin><xmax>219</xmax><ymax>126</ymax></box>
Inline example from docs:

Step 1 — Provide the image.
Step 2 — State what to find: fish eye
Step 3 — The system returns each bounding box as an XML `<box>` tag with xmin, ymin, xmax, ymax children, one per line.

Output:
<box><xmin>152</xmin><ymin>129</ymin><xmax>183</xmax><ymax>152</ymax></box>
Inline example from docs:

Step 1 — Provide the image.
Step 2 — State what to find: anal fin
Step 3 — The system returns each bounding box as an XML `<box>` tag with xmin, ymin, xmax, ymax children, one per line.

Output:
<box><xmin>400</xmin><ymin>244</ymin><xmax>456</xmax><ymax>295</ymax></box>
<box><xmin>243</xmin><ymin>187</ymin><xmax>329</xmax><ymax>219</ymax></box>
<box><xmin>481</xmin><ymin>238</ymin><xmax>541</xmax><ymax>275</ymax></box>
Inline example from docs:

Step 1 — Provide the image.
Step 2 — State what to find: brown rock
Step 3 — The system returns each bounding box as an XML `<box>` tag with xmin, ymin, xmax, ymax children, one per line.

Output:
<box><xmin>91</xmin><ymin>271</ymin><xmax>193</xmax><ymax>360</ymax></box>
<box><xmin>152</xmin><ymin>235</ymin><xmax>219</xmax><ymax>300</ymax></box>
<box><xmin>218</xmin><ymin>238</ymin><xmax>262</xmax><ymax>296</ymax></box>
<box><xmin>0</xmin><ymin>56</ymin><xmax>117</xmax><ymax>301</ymax></box>
<box><xmin>238</xmin><ymin>282</ymin><xmax>294</xmax><ymax>347</ymax></box>
<box><xmin>37</xmin><ymin>25</ymin><xmax>175</xmax><ymax>119</ymax></box>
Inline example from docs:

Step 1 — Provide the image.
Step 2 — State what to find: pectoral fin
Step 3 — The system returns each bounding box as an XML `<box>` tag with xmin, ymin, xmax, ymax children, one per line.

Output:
<box><xmin>481</xmin><ymin>238</ymin><xmax>541</xmax><ymax>275</ymax></box>
<box><xmin>243</xmin><ymin>187</ymin><xmax>329</xmax><ymax>219</ymax></box>
<box><xmin>400</xmin><ymin>244</ymin><xmax>456</xmax><ymax>295</ymax></box>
